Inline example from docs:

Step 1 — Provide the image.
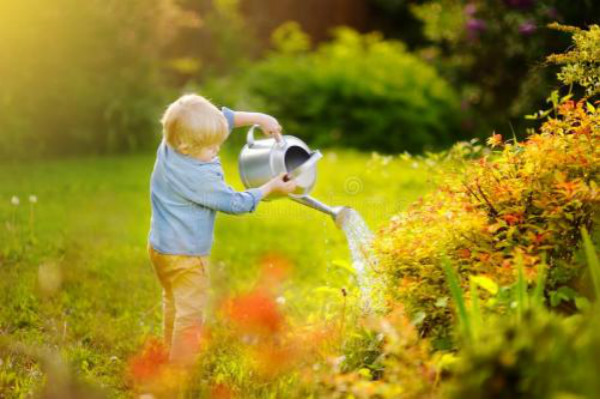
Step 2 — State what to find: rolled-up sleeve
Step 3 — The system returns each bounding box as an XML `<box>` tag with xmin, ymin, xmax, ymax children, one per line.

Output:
<box><xmin>222</xmin><ymin>107</ymin><xmax>235</xmax><ymax>134</ymax></box>
<box><xmin>183</xmin><ymin>171</ymin><xmax>263</xmax><ymax>215</ymax></box>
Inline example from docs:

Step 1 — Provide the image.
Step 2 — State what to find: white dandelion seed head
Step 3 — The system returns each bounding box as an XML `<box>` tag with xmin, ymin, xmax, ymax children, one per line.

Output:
<box><xmin>29</xmin><ymin>195</ymin><xmax>38</xmax><ymax>204</ymax></box>
<box><xmin>11</xmin><ymin>196</ymin><xmax>20</xmax><ymax>206</ymax></box>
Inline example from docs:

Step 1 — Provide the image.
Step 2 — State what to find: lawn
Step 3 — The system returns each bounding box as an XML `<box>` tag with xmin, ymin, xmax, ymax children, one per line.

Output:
<box><xmin>0</xmin><ymin>149</ymin><xmax>433</xmax><ymax>398</ymax></box>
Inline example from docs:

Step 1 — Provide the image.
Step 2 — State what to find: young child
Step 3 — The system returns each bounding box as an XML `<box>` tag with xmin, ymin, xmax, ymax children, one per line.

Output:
<box><xmin>148</xmin><ymin>94</ymin><xmax>297</xmax><ymax>366</ymax></box>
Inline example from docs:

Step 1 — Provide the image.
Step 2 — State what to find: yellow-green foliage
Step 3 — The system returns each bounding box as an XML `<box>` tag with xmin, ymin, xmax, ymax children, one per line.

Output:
<box><xmin>547</xmin><ymin>24</ymin><xmax>600</xmax><ymax>97</ymax></box>
<box><xmin>375</xmin><ymin>100</ymin><xmax>600</xmax><ymax>340</ymax></box>
<box><xmin>411</xmin><ymin>0</ymin><xmax>465</xmax><ymax>44</ymax></box>
<box><xmin>313</xmin><ymin>307</ymin><xmax>437</xmax><ymax>399</ymax></box>
<box><xmin>446</xmin><ymin>308</ymin><xmax>600</xmax><ymax>399</ymax></box>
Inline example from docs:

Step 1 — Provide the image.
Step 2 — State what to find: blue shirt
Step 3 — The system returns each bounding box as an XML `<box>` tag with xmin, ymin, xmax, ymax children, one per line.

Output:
<box><xmin>148</xmin><ymin>108</ymin><xmax>264</xmax><ymax>255</ymax></box>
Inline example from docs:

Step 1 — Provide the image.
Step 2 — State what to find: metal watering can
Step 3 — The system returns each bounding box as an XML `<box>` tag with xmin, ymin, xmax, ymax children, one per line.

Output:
<box><xmin>238</xmin><ymin>125</ymin><xmax>350</xmax><ymax>226</ymax></box>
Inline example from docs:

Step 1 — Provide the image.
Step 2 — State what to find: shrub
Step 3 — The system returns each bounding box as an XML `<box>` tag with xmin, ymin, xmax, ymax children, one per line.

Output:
<box><xmin>409</xmin><ymin>0</ymin><xmax>590</xmax><ymax>136</ymax></box>
<box><xmin>374</xmin><ymin>97</ymin><xmax>600</xmax><ymax>342</ymax></box>
<box><xmin>242</xmin><ymin>23</ymin><xmax>462</xmax><ymax>154</ymax></box>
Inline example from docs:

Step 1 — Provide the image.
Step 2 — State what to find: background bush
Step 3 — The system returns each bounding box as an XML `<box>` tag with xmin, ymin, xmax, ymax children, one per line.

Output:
<box><xmin>0</xmin><ymin>0</ymin><xmax>199</xmax><ymax>159</ymax></box>
<box><xmin>390</xmin><ymin>0</ymin><xmax>600</xmax><ymax>137</ymax></box>
<box><xmin>237</xmin><ymin>23</ymin><xmax>462</xmax><ymax>154</ymax></box>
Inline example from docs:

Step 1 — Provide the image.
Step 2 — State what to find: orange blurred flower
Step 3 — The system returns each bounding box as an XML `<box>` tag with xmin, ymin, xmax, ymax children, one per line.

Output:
<box><xmin>258</xmin><ymin>251</ymin><xmax>293</xmax><ymax>287</ymax></box>
<box><xmin>127</xmin><ymin>337</ymin><xmax>169</xmax><ymax>384</ymax></box>
<box><xmin>210</xmin><ymin>383</ymin><xmax>234</xmax><ymax>399</ymax></box>
<box><xmin>224</xmin><ymin>289</ymin><xmax>284</xmax><ymax>335</ymax></box>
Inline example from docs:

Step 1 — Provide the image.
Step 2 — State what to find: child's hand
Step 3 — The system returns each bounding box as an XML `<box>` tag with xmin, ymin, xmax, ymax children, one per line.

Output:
<box><xmin>260</xmin><ymin>173</ymin><xmax>297</xmax><ymax>199</ymax></box>
<box><xmin>232</xmin><ymin>111</ymin><xmax>283</xmax><ymax>141</ymax></box>
<box><xmin>257</xmin><ymin>114</ymin><xmax>283</xmax><ymax>142</ymax></box>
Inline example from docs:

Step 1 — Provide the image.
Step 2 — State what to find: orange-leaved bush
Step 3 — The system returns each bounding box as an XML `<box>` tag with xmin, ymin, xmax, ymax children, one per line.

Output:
<box><xmin>374</xmin><ymin>100</ymin><xmax>600</xmax><ymax>342</ymax></box>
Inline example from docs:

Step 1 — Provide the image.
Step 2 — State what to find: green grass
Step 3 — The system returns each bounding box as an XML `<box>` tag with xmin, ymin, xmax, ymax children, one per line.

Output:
<box><xmin>0</xmin><ymin>149</ymin><xmax>433</xmax><ymax>398</ymax></box>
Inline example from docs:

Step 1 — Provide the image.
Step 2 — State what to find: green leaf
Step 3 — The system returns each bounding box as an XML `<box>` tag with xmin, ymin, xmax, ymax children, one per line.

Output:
<box><xmin>581</xmin><ymin>227</ymin><xmax>600</xmax><ymax>298</ymax></box>
<box><xmin>550</xmin><ymin>291</ymin><xmax>562</xmax><ymax>307</ymax></box>
<box><xmin>434</xmin><ymin>297</ymin><xmax>448</xmax><ymax>308</ymax></box>
<box><xmin>411</xmin><ymin>311</ymin><xmax>426</xmax><ymax>326</ymax></box>
<box><xmin>533</xmin><ymin>257</ymin><xmax>547</xmax><ymax>308</ymax></box>
<box><xmin>547</xmin><ymin>90</ymin><xmax>559</xmax><ymax>107</ymax></box>
<box><xmin>575</xmin><ymin>296</ymin><xmax>591</xmax><ymax>311</ymax></box>
<box><xmin>556</xmin><ymin>286</ymin><xmax>578</xmax><ymax>299</ymax></box>
<box><xmin>549</xmin><ymin>286</ymin><xmax>578</xmax><ymax>307</ymax></box>
<box><xmin>332</xmin><ymin>259</ymin><xmax>357</xmax><ymax>276</ymax></box>
<box><xmin>515</xmin><ymin>254</ymin><xmax>528</xmax><ymax>322</ymax></box>
<box><xmin>435</xmin><ymin>353</ymin><xmax>459</xmax><ymax>371</ymax></box>
<box><xmin>469</xmin><ymin>279</ymin><xmax>481</xmax><ymax>338</ymax></box>
<box><xmin>441</xmin><ymin>257</ymin><xmax>472</xmax><ymax>342</ymax></box>
<box><xmin>587</xmin><ymin>101</ymin><xmax>596</xmax><ymax>113</ymax></box>
<box><xmin>560</xmin><ymin>93</ymin><xmax>572</xmax><ymax>103</ymax></box>
<box><xmin>358</xmin><ymin>368</ymin><xmax>372</xmax><ymax>379</ymax></box>
<box><xmin>470</xmin><ymin>275</ymin><xmax>499</xmax><ymax>295</ymax></box>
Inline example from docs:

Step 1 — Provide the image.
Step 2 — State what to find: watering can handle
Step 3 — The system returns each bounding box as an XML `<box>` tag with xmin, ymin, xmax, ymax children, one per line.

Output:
<box><xmin>246</xmin><ymin>125</ymin><xmax>286</xmax><ymax>148</ymax></box>
<box><xmin>246</xmin><ymin>125</ymin><xmax>258</xmax><ymax>147</ymax></box>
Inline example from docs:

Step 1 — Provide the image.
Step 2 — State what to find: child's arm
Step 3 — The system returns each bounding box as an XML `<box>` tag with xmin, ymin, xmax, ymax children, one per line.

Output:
<box><xmin>231</xmin><ymin>110</ymin><xmax>283</xmax><ymax>142</ymax></box>
<box><xmin>203</xmin><ymin>172</ymin><xmax>295</xmax><ymax>214</ymax></box>
<box><xmin>172</xmin><ymin>169</ymin><xmax>296</xmax><ymax>215</ymax></box>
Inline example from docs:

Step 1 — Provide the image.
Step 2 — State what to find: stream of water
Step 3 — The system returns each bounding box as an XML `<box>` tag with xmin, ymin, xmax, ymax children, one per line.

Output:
<box><xmin>338</xmin><ymin>208</ymin><xmax>385</xmax><ymax>313</ymax></box>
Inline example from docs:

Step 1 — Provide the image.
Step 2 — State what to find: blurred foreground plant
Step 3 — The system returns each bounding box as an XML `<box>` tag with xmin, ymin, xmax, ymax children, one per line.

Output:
<box><xmin>442</xmin><ymin>227</ymin><xmax>600</xmax><ymax>399</ymax></box>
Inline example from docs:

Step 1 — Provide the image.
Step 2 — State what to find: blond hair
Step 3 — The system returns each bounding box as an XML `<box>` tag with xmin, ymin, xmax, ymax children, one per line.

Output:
<box><xmin>161</xmin><ymin>94</ymin><xmax>228</xmax><ymax>155</ymax></box>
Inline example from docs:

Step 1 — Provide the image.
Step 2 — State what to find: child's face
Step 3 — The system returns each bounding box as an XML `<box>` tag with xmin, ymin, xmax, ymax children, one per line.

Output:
<box><xmin>195</xmin><ymin>143</ymin><xmax>221</xmax><ymax>162</ymax></box>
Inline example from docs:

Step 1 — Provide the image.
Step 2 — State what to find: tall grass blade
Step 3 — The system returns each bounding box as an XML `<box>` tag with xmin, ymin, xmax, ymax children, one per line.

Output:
<box><xmin>514</xmin><ymin>253</ymin><xmax>528</xmax><ymax>323</ymax></box>
<box><xmin>533</xmin><ymin>253</ymin><xmax>547</xmax><ymax>308</ymax></box>
<box><xmin>581</xmin><ymin>227</ymin><xmax>600</xmax><ymax>300</ymax></box>
<box><xmin>469</xmin><ymin>278</ymin><xmax>481</xmax><ymax>339</ymax></box>
<box><xmin>441</xmin><ymin>256</ymin><xmax>472</xmax><ymax>342</ymax></box>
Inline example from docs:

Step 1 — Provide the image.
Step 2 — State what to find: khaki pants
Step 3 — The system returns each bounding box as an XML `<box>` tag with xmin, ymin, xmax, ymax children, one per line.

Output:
<box><xmin>148</xmin><ymin>245</ymin><xmax>209</xmax><ymax>366</ymax></box>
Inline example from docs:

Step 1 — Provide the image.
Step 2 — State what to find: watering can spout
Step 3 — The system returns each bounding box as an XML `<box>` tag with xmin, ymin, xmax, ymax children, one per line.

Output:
<box><xmin>290</xmin><ymin>196</ymin><xmax>352</xmax><ymax>228</ymax></box>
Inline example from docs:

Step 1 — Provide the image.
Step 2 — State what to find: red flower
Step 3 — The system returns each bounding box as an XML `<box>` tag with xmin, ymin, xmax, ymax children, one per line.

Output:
<box><xmin>225</xmin><ymin>290</ymin><xmax>284</xmax><ymax>335</ymax></box>
<box><xmin>127</xmin><ymin>338</ymin><xmax>169</xmax><ymax>384</ymax></box>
